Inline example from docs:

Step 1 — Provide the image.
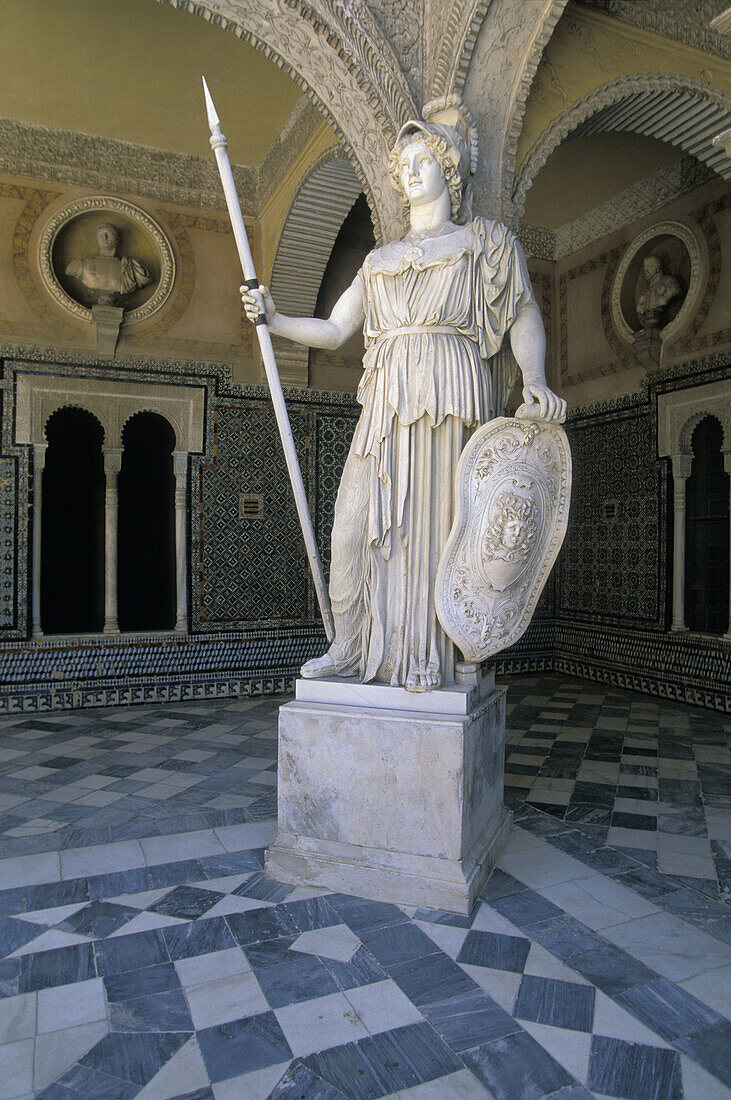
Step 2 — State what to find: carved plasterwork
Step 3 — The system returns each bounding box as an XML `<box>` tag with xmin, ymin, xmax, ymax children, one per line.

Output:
<box><xmin>15</xmin><ymin>373</ymin><xmax>205</xmax><ymax>453</ymax></box>
<box><xmin>436</xmin><ymin>418</ymin><xmax>572</xmax><ymax>662</ymax></box>
<box><xmin>578</xmin><ymin>0</ymin><xmax>731</xmax><ymax>61</ymax></box>
<box><xmin>38</xmin><ymin>197</ymin><xmax>176</xmax><ymax>327</ymax></box>
<box><xmin>463</xmin><ymin>0</ymin><xmax>568</xmax><ymax>221</ymax></box>
<box><xmin>513</xmin><ymin>75</ymin><xmax>731</xmax><ymax>219</ymax></box>
<box><xmin>0</xmin><ymin>117</ymin><xmax>256</xmax><ymax>214</ymax></box>
<box><xmin>657</xmin><ymin>380</ymin><xmax>731</xmax><ymax>460</ymax></box>
<box><xmin>611</xmin><ymin>221</ymin><xmax>703</xmax><ymax>345</ymax></box>
<box><xmin>158</xmin><ymin>0</ymin><xmax>416</xmax><ymax>241</ymax></box>
<box><xmin>366</xmin><ymin>0</ymin><xmax>423</xmax><ymax>102</ymax></box>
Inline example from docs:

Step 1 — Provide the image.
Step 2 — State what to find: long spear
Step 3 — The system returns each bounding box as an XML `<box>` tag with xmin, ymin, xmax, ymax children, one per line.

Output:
<box><xmin>202</xmin><ymin>76</ymin><xmax>335</xmax><ymax>643</ymax></box>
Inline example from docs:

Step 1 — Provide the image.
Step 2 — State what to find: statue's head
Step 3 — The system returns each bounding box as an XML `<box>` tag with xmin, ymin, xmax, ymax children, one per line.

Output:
<box><xmin>389</xmin><ymin>95</ymin><xmax>478</xmax><ymax>222</ymax></box>
<box><xmin>95</xmin><ymin>222</ymin><xmax>119</xmax><ymax>252</ymax></box>
<box><xmin>642</xmin><ymin>255</ymin><xmax>661</xmax><ymax>280</ymax></box>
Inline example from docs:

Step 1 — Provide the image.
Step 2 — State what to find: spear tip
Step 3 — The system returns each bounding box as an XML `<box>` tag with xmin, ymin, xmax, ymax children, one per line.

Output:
<box><xmin>201</xmin><ymin>75</ymin><xmax>220</xmax><ymax>131</ymax></box>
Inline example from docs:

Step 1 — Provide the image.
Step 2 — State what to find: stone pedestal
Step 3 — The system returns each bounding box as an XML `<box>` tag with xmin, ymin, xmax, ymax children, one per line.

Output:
<box><xmin>265</xmin><ymin>671</ymin><xmax>512</xmax><ymax>915</ymax></box>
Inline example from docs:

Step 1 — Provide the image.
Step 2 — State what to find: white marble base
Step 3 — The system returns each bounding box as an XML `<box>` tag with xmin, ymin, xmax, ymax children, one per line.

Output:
<box><xmin>266</xmin><ymin>680</ymin><xmax>512</xmax><ymax>915</ymax></box>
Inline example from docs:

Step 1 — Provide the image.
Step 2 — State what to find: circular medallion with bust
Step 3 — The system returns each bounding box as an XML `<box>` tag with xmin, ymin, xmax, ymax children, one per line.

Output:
<box><xmin>242</xmin><ymin>95</ymin><xmax>566</xmax><ymax>692</ymax></box>
<box><xmin>635</xmin><ymin>253</ymin><xmax>682</xmax><ymax>328</ymax></box>
<box><xmin>65</xmin><ymin>222</ymin><xmax>152</xmax><ymax>306</ymax></box>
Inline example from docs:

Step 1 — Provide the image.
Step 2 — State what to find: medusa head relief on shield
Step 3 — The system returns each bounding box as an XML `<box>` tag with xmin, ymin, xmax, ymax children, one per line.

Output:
<box><xmin>480</xmin><ymin>486</ymin><xmax>539</xmax><ymax>592</ymax></box>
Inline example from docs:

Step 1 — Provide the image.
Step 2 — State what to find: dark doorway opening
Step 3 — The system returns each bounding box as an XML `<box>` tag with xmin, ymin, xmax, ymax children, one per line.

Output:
<box><xmin>685</xmin><ymin>415</ymin><xmax>730</xmax><ymax>634</ymax></box>
<box><xmin>41</xmin><ymin>407</ymin><xmax>105</xmax><ymax>634</ymax></box>
<box><xmin>118</xmin><ymin>412</ymin><xmax>176</xmax><ymax>632</ymax></box>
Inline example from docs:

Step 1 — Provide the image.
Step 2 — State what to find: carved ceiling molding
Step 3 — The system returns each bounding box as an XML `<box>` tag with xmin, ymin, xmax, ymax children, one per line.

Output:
<box><xmin>513</xmin><ymin>75</ymin><xmax>731</xmax><ymax>219</ymax></box>
<box><xmin>463</xmin><ymin>0</ymin><xmax>569</xmax><ymax>222</ymax></box>
<box><xmin>366</xmin><ymin>0</ymin><xmax>423</xmax><ymax>103</ymax></box>
<box><xmin>430</xmin><ymin>0</ymin><xmax>491</xmax><ymax>99</ymax></box>
<box><xmin>158</xmin><ymin>0</ymin><xmax>416</xmax><ymax>242</ymax></box>
<box><xmin>0</xmin><ymin>118</ymin><xmax>256</xmax><ymax>214</ymax></box>
<box><xmin>577</xmin><ymin>0</ymin><xmax>731</xmax><ymax>62</ymax></box>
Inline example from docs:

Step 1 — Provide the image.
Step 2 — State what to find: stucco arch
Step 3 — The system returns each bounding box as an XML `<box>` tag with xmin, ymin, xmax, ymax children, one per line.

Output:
<box><xmin>268</xmin><ymin>151</ymin><xmax>364</xmax><ymax>385</ymax></box>
<box><xmin>512</xmin><ymin>74</ymin><xmax>731</xmax><ymax>219</ymax></box>
<box><xmin>158</xmin><ymin>0</ymin><xmax>416</xmax><ymax>241</ymax></box>
<box><xmin>461</xmin><ymin>0</ymin><xmax>568</xmax><ymax>222</ymax></box>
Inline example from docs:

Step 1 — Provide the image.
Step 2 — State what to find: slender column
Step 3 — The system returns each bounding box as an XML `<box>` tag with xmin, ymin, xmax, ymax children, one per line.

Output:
<box><xmin>173</xmin><ymin>451</ymin><xmax>188</xmax><ymax>633</ymax></box>
<box><xmin>670</xmin><ymin>453</ymin><xmax>692</xmax><ymax>633</ymax></box>
<box><xmin>103</xmin><ymin>447</ymin><xmax>123</xmax><ymax>634</ymax></box>
<box><xmin>31</xmin><ymin>443</ymin><xmax>47</xmax><ymax>638</ymax></box>
<box><xmin>724</xmin><ymin>451</ymin><xmax>731</xmax><ymax>641</ymax></box>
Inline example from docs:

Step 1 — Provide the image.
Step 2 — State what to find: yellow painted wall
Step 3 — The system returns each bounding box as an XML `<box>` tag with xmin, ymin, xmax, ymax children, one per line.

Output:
<box><xmin>0</xmin><ymin>0</ymin><xmax>301</xmax><ymax>163</ymax></box>
<box><xmin>518</xmin><ymin>7</ymin><xmax>731</xmax><ymax>169</ymax></box>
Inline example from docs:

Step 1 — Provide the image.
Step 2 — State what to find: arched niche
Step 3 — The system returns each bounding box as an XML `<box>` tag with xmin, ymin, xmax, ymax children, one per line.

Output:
<box><xmin>268</xmin><ymin>154</ymin><xmax>365</xmax><ymax>385</ymax></box>
<box><xmin>685</xmin><ymin>416</ymin><xmax>729</xmax><ymax>635</ymax></box>
<box><xmin>513</xmin><ymin>75</ymin><xmax>731</xmax><ymax>220</ymax></box>
<box><xmin>15</xmin><ymin>373</ymin><xmax>205</xmax><ymax>638</ymax></box>
<box><xmin>41</xmin><ymin>407</ymin><xmax>105</xmax><ymax>635</ymax></box>
<box><xmin>118</xmin><ymin>412</ymin><xmax>177</xmax><ymax>633</ymax></box>
<box><xmin>657</xmin><ymin>381</ymin><xmax>731</xmax><ymax>638</ymax></box>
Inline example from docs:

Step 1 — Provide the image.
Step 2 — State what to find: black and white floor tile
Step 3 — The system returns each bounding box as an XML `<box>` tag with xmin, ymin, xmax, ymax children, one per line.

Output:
<box><xmin>0</xmin><ymin>676</ymin><xmax>728</xmax><ymax>1098</ymax></box>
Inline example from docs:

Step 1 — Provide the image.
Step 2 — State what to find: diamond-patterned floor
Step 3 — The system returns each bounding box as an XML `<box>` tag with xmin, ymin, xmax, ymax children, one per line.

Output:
<box><xmin>0</xmin><ymin>675</ymin><xmax>728</xmax><ymax>1099</ymax></box>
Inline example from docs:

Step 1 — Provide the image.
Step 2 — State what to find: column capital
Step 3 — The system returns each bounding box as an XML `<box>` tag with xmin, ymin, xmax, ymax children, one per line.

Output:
<box><xmin>32</xmin><ymin>441</ymin><xmax>48</xmax><ymax>470</ymax></box>
<box><xmin>670</xmin><ymin>453</ymin><xmax>692</xmax><ymax>482</ymax></box>
<box><xmin>103</xmin><ymin>446</ymin><xmax>123</xmax><ymax>476</ymax></box>
<box><xmin>173</xmin><ymin>450</ymin><xmax>188</xmax><ymax>481</ymax></box>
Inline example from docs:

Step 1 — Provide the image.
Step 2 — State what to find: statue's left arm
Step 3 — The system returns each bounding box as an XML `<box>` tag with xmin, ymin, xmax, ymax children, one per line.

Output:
<box><xmin>476</xmin><ymin>219</ymin><xmax>566</xmax><ymax>423</ymax></box>
<box><xmin>509</xmin><ymin>302</ymin><xmax>566</xmax><ymax>422</ymax></box>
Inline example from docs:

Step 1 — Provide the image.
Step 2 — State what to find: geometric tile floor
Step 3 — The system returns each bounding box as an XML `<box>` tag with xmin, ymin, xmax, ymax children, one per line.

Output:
<box><xmin>0</xmin><ymin>674</ymin><xmax>728</xmax><ymax>1099</ymax></box>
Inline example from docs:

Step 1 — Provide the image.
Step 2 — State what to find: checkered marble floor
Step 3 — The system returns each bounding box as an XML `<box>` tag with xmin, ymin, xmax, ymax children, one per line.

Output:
<box><xmin>0</xmin><ymin>677</ymin><xmax>728</xmax><ymax>1099</ymax></box>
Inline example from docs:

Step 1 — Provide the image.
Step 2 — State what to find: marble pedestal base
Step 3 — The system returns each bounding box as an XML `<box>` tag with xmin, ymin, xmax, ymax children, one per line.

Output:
<box><xmin>265</xmin><ymin>675</ymin><xmax>512</xmax><ymax>915</ymax></box>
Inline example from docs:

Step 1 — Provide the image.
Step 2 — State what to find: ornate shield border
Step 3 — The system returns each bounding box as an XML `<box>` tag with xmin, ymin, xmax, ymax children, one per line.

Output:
<box><xmin>436</xmin><ymin>417</ymin><xmax>572</xmax><ymax>662</ymax></box>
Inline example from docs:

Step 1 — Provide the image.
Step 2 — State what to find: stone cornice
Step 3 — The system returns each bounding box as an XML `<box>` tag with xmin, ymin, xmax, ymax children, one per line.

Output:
<box><xmin>0</xmin><ymin>118</ymin><xmax>257</xmax><ymax>214</ymax></box>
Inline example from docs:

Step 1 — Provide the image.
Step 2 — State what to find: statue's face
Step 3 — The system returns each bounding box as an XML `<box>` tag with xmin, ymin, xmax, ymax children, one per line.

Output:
<box><xmin>96</xmin><ymin>224</ymin><xmax>119</xmax><ymax>252</ymax></box>
<box><xmin>502</xmin><ymin>519</ymin><xmax>527</xmax><ymax>550</ymax></box>
<box><xmin>643</xmin><ymin>256</ymin><xmax>660</xmax><ymax>280</ymax></box>
<box><xmin>398</xmin><ymin>141</ymin><xmax>447</xmax><ymax>208</ymax></box>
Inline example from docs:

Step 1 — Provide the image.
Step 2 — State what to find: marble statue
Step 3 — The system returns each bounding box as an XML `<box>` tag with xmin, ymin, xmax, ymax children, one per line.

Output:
<box><xmin>65</xmin><ymin>222</ymin><xmax>152</xmax><ymax>304</ymax></box>
<box><xmin>242</xmin><ymin>95</ymin><xmax>566</xmax><ymax>692</ymax></box>
<box><xmin>636</xmin><ymin>254</ymin><xmax>681</xmax><ymax>324</ymax></box>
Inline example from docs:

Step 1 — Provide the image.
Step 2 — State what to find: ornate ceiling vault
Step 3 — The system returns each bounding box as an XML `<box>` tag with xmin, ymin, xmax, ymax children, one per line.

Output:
<box><xmin>157</xmin><ymin>0</ymin><xmax>418</xmax><ymax>240</ymax></box>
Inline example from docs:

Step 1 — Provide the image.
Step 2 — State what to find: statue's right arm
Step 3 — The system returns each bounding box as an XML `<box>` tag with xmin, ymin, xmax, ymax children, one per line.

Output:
<box><xmin>241</xmin><ymin>277</ymin><xmax>365</xmax><ymax>350</ymax></box>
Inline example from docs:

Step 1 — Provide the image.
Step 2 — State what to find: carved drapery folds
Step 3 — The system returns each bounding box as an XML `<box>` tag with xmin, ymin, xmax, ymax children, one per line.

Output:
<box><xmin>15</xmin><ymin>374</ymin><xmax>205</xmax><ymax>638</ymax></box>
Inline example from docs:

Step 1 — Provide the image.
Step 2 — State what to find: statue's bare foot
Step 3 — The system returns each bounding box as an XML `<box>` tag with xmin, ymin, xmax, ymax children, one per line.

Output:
<box><xmin>300</xmin><ymin>650</ymin><xmax>358</xmax><ymax>679</ymax></box>
<box><xmin>405</xmin><ymin>669</ymin><xmax>442</xmax><ymax>693</ymax></box>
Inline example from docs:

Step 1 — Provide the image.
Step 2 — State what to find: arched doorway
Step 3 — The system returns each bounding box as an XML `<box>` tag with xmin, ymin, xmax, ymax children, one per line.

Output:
<box><xmin>118</xmin><ymin>412</ymin><xmax>176</xmax><ymax>632</ymax></box>
<box><xmin>685</xmin><ymin>416</ymin><xmax>730</xmax><ymax>635</ymax></box>
<box><xmin>41</xmin><ymin>407</ymin><xmax>105</xmax><ymax>634</ymax></box>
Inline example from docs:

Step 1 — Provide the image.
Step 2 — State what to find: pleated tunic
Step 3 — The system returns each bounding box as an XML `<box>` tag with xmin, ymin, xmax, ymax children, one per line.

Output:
<box><xmin>327</xmin><ymin>217</ymin><xmax>536</xmax><ymax>687</ymax></box>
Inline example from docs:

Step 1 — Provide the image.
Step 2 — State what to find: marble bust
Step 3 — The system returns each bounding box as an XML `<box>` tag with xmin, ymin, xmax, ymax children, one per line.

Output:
<box><xmin>636</xmin><ymin>254</ymin><xmax>681</xmax><ymax>325</ymax></box>
<box><xmin>242</xmin><ymin>94</ymin><xmax>566</xmax><ymax>692</ymax></box>
<box><xmin>65</xmin><ymin>222</ymin><xmax>152</xmax><ymax>305</ymax></box>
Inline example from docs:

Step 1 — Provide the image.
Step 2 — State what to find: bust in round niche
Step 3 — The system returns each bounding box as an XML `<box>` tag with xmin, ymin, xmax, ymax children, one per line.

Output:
<box><xmin>620</xmin><ymin>233</ymin><xmax>690</xmax><ymax>333</ymax></box>
<box><xmin>53</xmin><ymin>212</ymin><xmax>160</xmax><ymax>312</ymax></box>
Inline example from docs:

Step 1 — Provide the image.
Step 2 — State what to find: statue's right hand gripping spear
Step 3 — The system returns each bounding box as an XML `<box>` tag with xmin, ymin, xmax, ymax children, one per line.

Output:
<box><xmin>202</xmin><ymin>76</ymin><xmax>334</xmax><ymax>643</ymax></box>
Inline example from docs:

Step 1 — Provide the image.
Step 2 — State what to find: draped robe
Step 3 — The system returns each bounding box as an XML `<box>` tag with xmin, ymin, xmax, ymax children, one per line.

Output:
<box><xmin>325</xmin><ymin>217</ymin><xmax>536</xmax><ymax>687</ymax></box>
